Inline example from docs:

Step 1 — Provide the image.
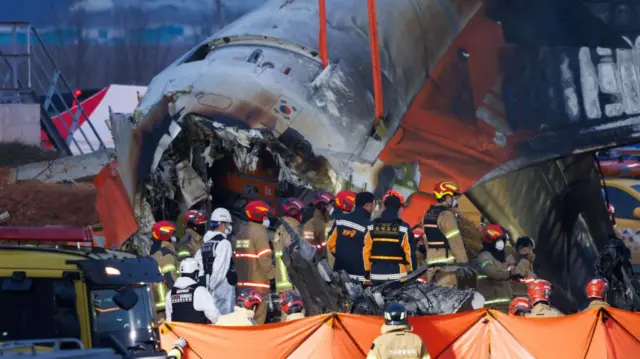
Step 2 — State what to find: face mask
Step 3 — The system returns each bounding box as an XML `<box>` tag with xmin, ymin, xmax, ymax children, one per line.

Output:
<box><xmin>451</xmin><ymin>198</ymin><xmax>459</xmax><ymax>208</ymax></box>
<box><xmin>225</xmin><ymin>225</ymin><xmax>233</xmax><ymax>235</ymax></box>
<box><xmin>263</xmin><ymin>218</ymin><xmax>271</xmax><ymax>228</ymax></box>
<box><xmin>495</xmin><ymin>240</ymin><xmax>505</xmax><ymax>251</ymax></box>
<box><xmin>170</xmin><ymin>236</ymin><xmax>177</xmax><ymax>244</ymax></box>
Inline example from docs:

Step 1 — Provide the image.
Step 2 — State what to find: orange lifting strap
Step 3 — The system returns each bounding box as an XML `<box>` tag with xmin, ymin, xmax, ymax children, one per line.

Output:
<box><xmin>317</xmin><ymin>0</ymin><xmax>384</xmax><ymax>124</ymax></box>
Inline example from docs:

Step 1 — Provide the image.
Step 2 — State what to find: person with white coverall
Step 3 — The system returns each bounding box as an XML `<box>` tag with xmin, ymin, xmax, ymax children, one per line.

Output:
<box><xmin>165</xmin><ymin>258</ymin><xmax>218</xmax><ymax>323</ymax></box>
<box><xmin>195</xmin><ymin>207</ymin><xmax>237</xmax><ymax>315</ymax></box>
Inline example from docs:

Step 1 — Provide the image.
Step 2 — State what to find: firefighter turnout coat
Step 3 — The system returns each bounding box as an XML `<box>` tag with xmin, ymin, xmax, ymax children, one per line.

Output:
<box><xmin>423</xmin><ymin>204</ymin><xmax>468</xmax><ymax>266</ymax></box>
<box><xmin>273</xmin><ymin>216</ymin><xmax>300</xmax><ymax>292</ymax></box>
<box><xmin>176</xmin><ymin>228</ymin><xmax>204</xmax><ymax>259</ymax></box>
<box><xmin>165</xmin><ymin>277</ymin><xmax>218</xmax><ymax>324</ymax></box>
<box><xmin>366</xmin><ymin>324</ymin><xmax>429</xmax><ymax>359</ymax></box>
<box><xmin>526</xmin><ymin>303</ymin><xmax>565</xmax><ymax>317</ymax></box>
<box><xmin>363</xmin><ymin>209</ymin><xmax>414</xmax><ymax>282</ymax></box>
<box><xmin>302</xmin><ymin>209</ymin><xmax>331</xmax><ymax>258</ymax></box>
<box><xmin>151</xmin><ymin>241</ymin><xmax>180</xmax><ymax>311</ymax></box>
<box><xmin>584</xmin><ymin>299</ymin><xmax>610</xmax><ymax>311</ymax></box>
<box><xmin>327</xmin><ymin>207</ymin><xmax>371</xmax><ymax>281</ymax></box>
<box><xmin>474</xmin><ymin>250</ymin><xmax>520</xmax><ymax>311</ymax></box>
<box><xmin>234</xmin><ymin>221</ymin><xmax>276</xmax><ymax>292</ymax></box>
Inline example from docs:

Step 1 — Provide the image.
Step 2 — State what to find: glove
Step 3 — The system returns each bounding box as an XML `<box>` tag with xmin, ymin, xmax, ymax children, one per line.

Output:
<box><xmin>364</xmin><ymin>271</ymin><xmax>371</xmax><ymax>280</ymax></box>
<box><xmin>456</xmin><ymin>265</ymin><xmax>474</xmax><ymax>279</ymax></box>
<box><xmin>173</xmin><ymin>337</ymin><xmax>188</xmax><ymax>350</ymax></box>
<box><xmin>509</xmin><ymin>270</ymin><xmax>523</xmax><ymax>281</ymax></box>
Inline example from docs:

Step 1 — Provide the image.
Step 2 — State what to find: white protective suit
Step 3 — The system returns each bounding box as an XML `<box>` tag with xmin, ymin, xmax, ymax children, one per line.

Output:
<box><xmin>165</xmin><ymin>277</ymin><xmax>219</xmax><ymax>323</ymax></box>
<box><xmin>194</xmin><ymin>230</ymin><xmax>235</xmax><ymax>315</ymax></box>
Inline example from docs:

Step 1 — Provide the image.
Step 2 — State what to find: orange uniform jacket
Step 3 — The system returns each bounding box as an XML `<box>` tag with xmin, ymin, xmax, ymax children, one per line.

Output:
<box><xmin>234</xmin><ymin>221</ymin><xmax>275</xmax><ymax>291</ymax></box>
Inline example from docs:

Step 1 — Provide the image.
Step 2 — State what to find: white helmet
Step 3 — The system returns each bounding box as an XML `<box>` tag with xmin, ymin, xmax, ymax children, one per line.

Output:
<box><xmin>211</xmin><ymin>208</ymin><xmax>232</xmax><ymax>223</ymax></box>
<box><xmin>180</xmin><ymin>258</ymin><xmax>200</xmax><ymax>276</ymax></box>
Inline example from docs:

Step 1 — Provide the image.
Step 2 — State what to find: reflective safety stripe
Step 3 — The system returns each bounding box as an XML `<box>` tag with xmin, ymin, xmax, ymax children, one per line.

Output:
<box><xmin>417</xmin><ymin>277</ymin><xmax>428</xmax><ymax>283</ymax></box>
<box><xmin>371</xmin><ymin>255</ymin><xmax>404</xmax><ymax>261</ymax></box>
<box><xmin>155</xmin><ymin>283</ymin><xmax>166</xmax><ymax>310</ymax></box>
<box><xmin>349</xmin><ymin>274</ymin><xmax>366</xmax><ymax>281</ymax></box>
<box><xmin>372</xmin><ymin>238</ymin><xmax>400</xmax><ymax>243</ymax></box>
<box><xmin>156</xmin><ymin>301</ymin><xmax>165</xmax><ymax>310</ymax></box>
<box><xmin>480</xmin><ymin>260</ymin><xmax>493</xmax><ymax>268</ymax></box>
<box><xmin>235</xmin><ymin>248</ymin><xmax>273</xmax><ymax>259</ymax></box>
<box><xmin>477</xmin><ymin>274</ymin><xmax>487</xmax><ymax>280</ymax></box>
<box><xmin>178</xmin><ymin>250</ymin><xmax>191</xmax><ymax>258</ymax></box>
<box><xmin>444</xmin><ymin>229</ymin><xmax>460</xmax><ymax>239</ymax></box>
<box><xmin>371</xmin><ymin>273</ymin><xmax>405</xmax><ymax>280</ymax></box>
<box><xmin>161</xmin><ymin>264</ymin><xmax>176</xmax><ymax>274</ymax></box>
<box><xmin>427</xmin><ymin>256</ymin><xmax>455</xmax><ymax>265</ymax></box>
<box><xmin>312</xmin><ymin>241</ymin><xmax>327</xmax><ymax>250</ymax></box>
<box><xmin>424</xmin><ymin>224</ymin><xmax>438</xmax><ymax>228</ymax></box>
<box><xmin>275</xmin><ymin>250</ymin><xmax>292</xmax><ymax>290</ymax></box>
<box><xmin>237</xmin><ymin>281</ymin><xmax>270</xmax><ymax>289</ymax></box>
<box><xmin>428</xmin><ymin>241</ymin><xmax>446</xmax><ymax>246</ymax></box>
<box><xmin>485</xmin><ymin>298</ymin><xmax>512</xmax><ymax>305</ymax></box>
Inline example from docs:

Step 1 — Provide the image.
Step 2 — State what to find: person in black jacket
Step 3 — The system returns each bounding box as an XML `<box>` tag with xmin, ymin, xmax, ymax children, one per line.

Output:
<box><xmin>327</xmin><ymin>191</ymin><xmax>375</xmax><ymax>282</ymax></box>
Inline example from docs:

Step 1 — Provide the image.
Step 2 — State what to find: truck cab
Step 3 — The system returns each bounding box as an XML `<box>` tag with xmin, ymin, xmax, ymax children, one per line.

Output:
<box><xmin>0</xmin><ymin>226</ymin><xmax>166</xmax><ymax>358</ymax></box>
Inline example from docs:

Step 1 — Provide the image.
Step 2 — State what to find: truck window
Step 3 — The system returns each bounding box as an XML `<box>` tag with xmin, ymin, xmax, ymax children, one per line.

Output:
<box><xmin>606</xmin><ymin>186</ymin><xmax>640</xmax><ymax>219</ymax></box>
<box><xmin>0</xmin><ymin>278</ymin><xmax>81</xmax><ymax>342</ymax></box>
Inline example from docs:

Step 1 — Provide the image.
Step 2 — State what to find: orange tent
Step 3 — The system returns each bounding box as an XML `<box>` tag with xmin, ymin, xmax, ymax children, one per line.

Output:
<box><xmin>160</xmin><ymin>308</ymin><xmax>640</xmax><ymax>358</ymax></box>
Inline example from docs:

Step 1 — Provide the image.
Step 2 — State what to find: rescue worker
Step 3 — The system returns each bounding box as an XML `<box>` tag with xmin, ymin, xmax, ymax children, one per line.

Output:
<box><xmin>326</xmin><ymin>190</ymin><xmax>356</xmax><ymax>266</ymax></box>
<box><xmin>273</xmin><ymin>198</ymin><xmax>304</xmax><ymax>295</ymax></box>
<box><xmin>412</xmin><ymin>226</ymin><xmax>427</xmax><ymax>267</ymax></box>
<box><xmin>512</xmin><ymin>236</ymin><xmax>537</xmax><ymax>297</ymax></box>
<box><xmin>474</xmin><ymin>224</ymin><xmax>524</xmax><ymax>312</ymax></box>
<box><xmin>302</xmin><ymin>191</ymin><xmax>335</xmax><ymax>259</ymax></box>
<box><xmin>526</xmin><ymin>279</ymin><xmax>565</xmax><ymax>317</ymax></box>
<box><xmin>234</xmin><ymin>200</ymin><xmax>276</xmax><ymax>324</ymax></box>
<box><xmin>363</xmin><ymin>192</ymin><xmax>414</xmax><ymax>285</ymax></box>
<box><xmin>423</xmin><ymin>181</ymin><xmax>468</xmax><ymax>287</ymax></box>
<box><xmin>165</xmin><ymin>258</ymin><xmax>218</xmax><ymax>324</ymax></box>
<box><xmin>150</xmin><ymin>220</ymin><xmax>180</xmax><ymax>314</ymax></box>
<box><xmin>366</xmin><ymin>302</ymin><xmax>429</xmax><ymax>359</ymax></box>
<box><xmin>508</xmin><ymin>297</ymin><xmax>532</xmax><ymax>317</ymax></box>
<box><xmin>584</xmin><ymin>278</ymin><xmax>610</xmax><ymax>310</ymax></box>
<box><xmin>328</xmin><ymin>191</ymin><xmax>375</xmax><ymax>281</ymax></box>
<box><xmin>215</xmin><ymin>289</ymin><xmax>263</xmax><ymax>326</ymax></box>
<box><xmin>195</xmin><ymin>207</ymin><xmax>236</xmax><ymax>316</ymax></box>
<box><xmin>176</xmin><ymin>209</ymin><xmax>207</xmax><ymax>259</ymax></box>
<box><xmin>280</xmin><ymin>291</ymin><xmax>305</xmax><ymax>322</ymax></box>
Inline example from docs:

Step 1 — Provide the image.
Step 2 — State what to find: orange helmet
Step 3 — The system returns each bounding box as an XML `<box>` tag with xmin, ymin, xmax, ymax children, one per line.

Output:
<box><xmin>528</xmin><ymin>279</ymin><xmax>552</xmax><ymax>305</ymax></box>
<box><xmin>382</xmin><ymin>189</ymin><xmax>405</xmax><ymax>206</ymax></box>
<box><xmin>433</xmin><ymin>181</ymin><xmax>460</xmax><ymax>200</ymax></box>
<box><xmin>585</xmin><ymin>278</ymin><xmax>609</xmax><ymax>300</ymax></box>
<box><xmin>412</xmin><ymin>228</ymin><xmax>425</xmax><ymax>240</ymax></box>
<box><xmin>509</xmin><ymin>297</ymin><xmax>532</xmax><ymax>316</ymax></box>
<box><xmin>335</xmin><ymin>190</ymin><xmax>356</xmax><ymax>212</ymax></box>
<box><xmin>245</xmin><ymin>200</ymin><xmax>271</xmax><ymax>222</ymax></box>
<box><xmin>482</xmin><ymin>224</ymin><xmax>507</xmax><ymax>244</ymax></box>
<box><xmin>151</xmin><ymin>220</ymin><xmax>177</xmax><ymax>241</ymax></box>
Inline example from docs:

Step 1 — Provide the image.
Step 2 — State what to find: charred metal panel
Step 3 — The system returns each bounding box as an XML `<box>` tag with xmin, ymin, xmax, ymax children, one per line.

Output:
<box><xmin>467</xmin><ymin>154</ymin><xmax>613</xmax><ymax>312</ymax></box>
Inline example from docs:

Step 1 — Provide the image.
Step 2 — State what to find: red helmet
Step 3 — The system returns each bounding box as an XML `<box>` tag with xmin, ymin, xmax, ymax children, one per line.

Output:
<box><xmin>509</xmin><ymin>297</ymin><xmax>532</xmax><ymax>316</ymax></box>
<box><xmin>183</xmin><ymin>209</ymin><xmax>207</xmax><ymax>228</ymax></box>
<box><xmin>433</xmin><ymin>181</ymin><xmax>460</xmax><ymax>200</ymax></box>
<box><xmin>312</xmin><ymin>191</ymin><xmax>335</xmax><ymax>206</ymax></box>
<box><xmin>151</xmin><ymin>220</ymin><xmax>177</xmax><ymax>241</ymax></box>
<box><xmin>586</xmin><ymin>278</ymin><xmax>609</xmax><ymax>300</ymax></box>
<box><xmin>413</xmin><ymin>228</ymin><xmax>425</xmax><ymax>240</ymax></box>
<box><xmin>245</xmin><ymin>200</ymin><xmax>271</xmax><ymax>222</ymax></box>
<box><xmin>382</xmin><ymin>189</ymin><xmax>405</xmax><ymax>206</ymax></box>
<box><xmin>528</xmin><ymin>279</ymin><xmax>552</xmax><ymax>305</ymax></box>
<box><xmin>482</xmin><ymin>224</ymin><xmax>507</xmax><ymax>244</ymax></box>
<box><xmin>282</xmin><ymin>198</ymin><xmax>305</xmax><ymax>219</ymax></box>
<box><xmin>236</xmin><ymin>288</ymin><xmax>264</xmax><ymax>310</ymax></box>
<box><xmin>281</xmin><ymin>291</ymin><xmax>304</xmax><ymax>315</ymax></box>
<box><xmin>335</xmin><ymin>190</ymin><xmax>356</xmax><ymax>212</ymax></box>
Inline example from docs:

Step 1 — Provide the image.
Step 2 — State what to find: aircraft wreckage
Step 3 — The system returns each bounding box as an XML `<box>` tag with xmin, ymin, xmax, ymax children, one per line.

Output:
<box><xmin>108</xmin><ymin>0</ymin><xmax>640</xmax><ymax>313</ymax></box>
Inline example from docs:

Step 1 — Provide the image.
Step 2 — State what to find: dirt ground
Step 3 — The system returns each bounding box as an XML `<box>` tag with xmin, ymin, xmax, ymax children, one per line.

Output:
<box><xmin>0</xmin><ymin>143</ymin><xmax>99</xmax><ymax>227</ymax></box>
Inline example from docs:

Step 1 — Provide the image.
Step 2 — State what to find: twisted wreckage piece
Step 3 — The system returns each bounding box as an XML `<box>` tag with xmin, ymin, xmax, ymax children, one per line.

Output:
<box><xmin>279</xmin><ymin>218</ymin><xmax>481</xmax><ymax>316</ymax></box>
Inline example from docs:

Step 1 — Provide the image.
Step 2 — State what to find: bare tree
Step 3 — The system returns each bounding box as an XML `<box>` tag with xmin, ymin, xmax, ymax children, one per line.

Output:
<box><xmin>50</xmin><ymin>3</ymin><xmax>92</xmax><ymax>88</ymax></box>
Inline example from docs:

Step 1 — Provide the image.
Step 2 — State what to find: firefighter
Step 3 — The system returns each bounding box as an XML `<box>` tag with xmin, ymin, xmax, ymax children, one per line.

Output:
<box><xmin>235</xmin><ymin>200</ymin><xmax>276</xmax><ymax>324</ymax></box>
<box><xmin>366</xmin><ymin>302</ymin><xmax>429</xmax><ymax>359</ymax></box>
<box><xmin>526</xmin><ymin>279</ymin><xmax>565</xmax><ymax>317</ymax></box>
<box><xmin>195</xmin><ymin>207</ymin><xmax>236</xmax><ymax>316</ymax></box>
<box><xmin>412</xmin><ymin>226</ymin><xmax>427</xmax><ymax>267</ymax></box>
<box><xmin>423</xmin><ymin>181</ymin><xmax>468</xmax><ymax>287</ymax></box>
<box><xmin>165</xmin><ymin>258</ymin><xmax>218</xmax><ymax>324</ymax></box>
<box><xmin>512</xmin><ymin>236</ymin><xmax>537</xmax><ymax>297</ymax></box>
<box><xmin>280</xmin><ymin>291</ymin><xmax>305</xmax><ymax>322</ymax></box>
<box><xmin>150</xmin><ymin>220</ymin><xmax>180</xmax><ymax>314</ymax></box>
<box><xmin>328</xmin><ymin>191</ymin><xmax>375</xmax><ymax>281</ymax></box>
<box><xmin>177</xmin><ymin>209</ymin><xmax>207</xmax><ymax>259</ymax></box>
<box><xmin>508</xmin><ymin>297</ymin><xmax>532</xmax><ymax>317</ymax></box>
<box><xmin>584</xmin><ymin>278</ymin><xmax>610</xmax><ymax>310</ymax></box>
<box><xmin>215</xmin><ymin>289</ymin><xmax>263</xmax><ymax>326</ymax></box>
<box><xmin>363</xmin><ymin>191</ymin><xmax>414</xmax><ymax>285</ymax></box>
<box><xmin>326</xmin><ymin>190</ymin><xmax>356</xmax><ymax>266</ymax></box>
<box><xmin>474</xmin><ymin>224</ymin><xmax>524</xmax><ymax>312</ymax></box>
<box><xmin>302</xmin><ymin>191</ymin><xmax>335</xmax><ymax>258</ymax></box>
<box><xmin>273</xmin><ymin>198</ymin><xmax>304</xmax><ymax>295</ymax></box>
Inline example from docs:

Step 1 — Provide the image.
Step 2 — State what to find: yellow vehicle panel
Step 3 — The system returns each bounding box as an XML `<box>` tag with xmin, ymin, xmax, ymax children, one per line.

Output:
<box><xmin>602</xmin><ymin>178</ymin><xmax>640</xmax><ymax>271</ymax></box>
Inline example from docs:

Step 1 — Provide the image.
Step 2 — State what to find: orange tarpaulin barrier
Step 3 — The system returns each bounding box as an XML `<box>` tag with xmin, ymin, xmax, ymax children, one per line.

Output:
<box><xmin>161</xmin><ymin>308</ymin><xmax>640</xmax><ymax>359</ymax></box>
